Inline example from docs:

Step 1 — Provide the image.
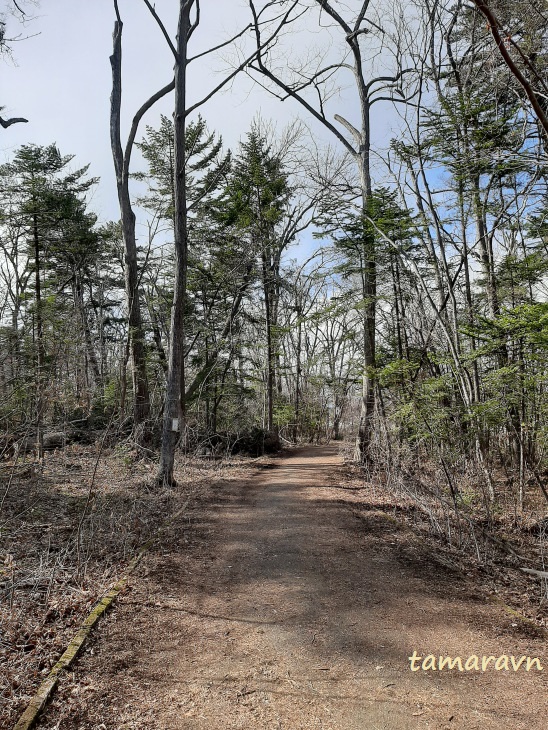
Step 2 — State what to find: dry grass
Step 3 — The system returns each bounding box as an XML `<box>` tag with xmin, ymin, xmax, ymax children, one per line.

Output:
<box><xmin>335</xmin><ymin>444</ymin><xmax>548</xmax><ymax>631</ymax></box>
<box><xmin>0</xmin><ymin>441</ymin><xmax>261</xmax><ymax>729</ymax></box>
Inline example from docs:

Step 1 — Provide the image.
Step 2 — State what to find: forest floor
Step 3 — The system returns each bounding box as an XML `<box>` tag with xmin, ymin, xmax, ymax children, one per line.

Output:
<box><xmin>0</xmin><ymin>444</ymin><xmax>261</xmax><ymax>728</ymax></box>
<box><xmin>26</xmin><ymin>444</ymin><xmax>547</xmax><ymax>730</ymax></box>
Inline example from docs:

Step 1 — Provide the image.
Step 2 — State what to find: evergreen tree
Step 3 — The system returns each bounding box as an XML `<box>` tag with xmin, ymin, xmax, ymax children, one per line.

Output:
<box><xmin>223</xmin><ymin>129</ymin><xmax>291</xmax><ymax>435</ymax></box>
<box><xmin>0</xmin><ymin>143</ymin><xmax>98</xmax><ymax>452</ymax></box>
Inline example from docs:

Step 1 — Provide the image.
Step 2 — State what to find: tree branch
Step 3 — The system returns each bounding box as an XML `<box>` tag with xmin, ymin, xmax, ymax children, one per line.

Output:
<box><xmin>186</xmin><ymin>2</ymin><xmax>301</xmax><ymax>118</ymax></box>
<box><xmin>189</xmin><ymin>0</ymin><xmax>200</xmax><ymax>40</ymax></box>
<box><xmin>470</xmin><ymin>0</ymin><xmax>548</xmax><ymax>139</ymax></box>
<box><xmin>123</xmin><ymin>79</ymin><xmax>175</xmax><ymax>181</ymax></box>
<box><xmin>188</xmin><ymin>21</ymin><xmax>251</xmax><ymax>64</ymax></box>
<box><xmin>333</xmin><ymin>113</ymin><xmax>362</xmax><ymax>145</ymax></box>
<box><xmin>248</xmin><ymin>1</ymin><xmax>357</xmax><ymax>157</ymax></box>
<box><xmin>141</xmin><ymin>0</ymin><xmax>178</xmax><ymax>60</ymax></box>
<box><xmin>354</xmin><ymin>1</ymin><xmax>372</xmax><ymax>33</ymax></box>
<box><xmin>316</xmin><ymin>0</ymin><xmax>352</xmax><ymax>35</ymax></box>
<box><xmin>0</xmin><ymin>115</ymin><xmax>28</xmax><ymax>128</ymax></box>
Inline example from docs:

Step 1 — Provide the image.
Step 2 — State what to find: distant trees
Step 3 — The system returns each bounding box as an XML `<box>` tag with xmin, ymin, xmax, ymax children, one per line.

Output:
<box><xmin>135</xmin><ymin>114</ymin><xmax>255</xmax><ymax>431</ymax></box>
<box><xmin>0</xmin><ymin>144</ymin><xmax>101</xmax><ymax>453</ymax></box>
<box><xmin>363</xmin><ymin>0</ymin><xmax>548</xmax><ymax>510</ymax></box>
<box><xmin>3</xmin><ymin>0</ymin><xmax>548</xmax><ymax>517</ymax></box>
<box><xmin>248</xmin><ymin>0</ymin><xmax>416</xmax><ymax>463</ymax></box>
<box><xmin>223</xmin><ymin>130</ymin><xmax>291</xmax><ymax>438</ymax></box>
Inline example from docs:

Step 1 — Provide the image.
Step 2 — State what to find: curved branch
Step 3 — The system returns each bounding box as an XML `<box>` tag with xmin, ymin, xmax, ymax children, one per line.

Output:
<box><xmin>0</xmin><ymin>115</ymin><xmax>28</xmax><ymax>128</ymax></box>
<box><xmin>123</xmin><ymin>79</ymin><xmax>175</xmax><ymax>180</ymax></box>
<box><xmin>334</xmin><ymin>113</ymin><xmax>362</xmax><ymax>145</ymax></box>
<box><xmin>471</xmin><ymin>0</ymin><xmax>548</xmax><ymax>139</ymax></box>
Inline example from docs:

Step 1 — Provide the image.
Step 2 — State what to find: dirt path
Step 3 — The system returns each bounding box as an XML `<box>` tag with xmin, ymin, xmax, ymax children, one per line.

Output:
<box><xmin>39</xmin><ymin>446</ymin><xmax>546</xmax><ymax>729</ymax></box>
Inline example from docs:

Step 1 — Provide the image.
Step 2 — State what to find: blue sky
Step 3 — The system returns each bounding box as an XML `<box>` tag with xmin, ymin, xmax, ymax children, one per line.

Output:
<box><xmin>1</xmin><ymin>0</ymin><xmax>406</xmax><ymax>260</ymax></box>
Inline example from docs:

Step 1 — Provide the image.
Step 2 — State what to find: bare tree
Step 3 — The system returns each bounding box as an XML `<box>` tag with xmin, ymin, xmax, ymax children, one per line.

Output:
<box><xmin>247</xmin><ymin>0</ymin><xmax>415</xmax><ymax>463</ymax></box>
<box><xmin>152</xmin><ymin>0</ymin><xmax>299</xmax><ymax>486</ymax></box>
<box><xmin>109</xmin><ymin>0</ymin><xmax>182</xmax><ymax>430</ymax></box>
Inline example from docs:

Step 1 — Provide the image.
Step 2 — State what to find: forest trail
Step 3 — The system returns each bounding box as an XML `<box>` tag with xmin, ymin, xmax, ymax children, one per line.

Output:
<box><xmin>40</xmin><ymin>446</ymin><xmax>546</xmax><ymax>729</ymax></box>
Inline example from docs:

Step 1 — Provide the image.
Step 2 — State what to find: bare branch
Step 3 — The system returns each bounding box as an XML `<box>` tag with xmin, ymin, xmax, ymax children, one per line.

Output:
<box><xmin>279</xmin><ymin>62</ymin><xmax>353</xmax><ymax>98</ymax></box>
<box><xmin>369</xmin><ymin>94</ymin><xmax>418</xmax><ymax>107</ymax></box>
<box><xmin>186</xmin><ymin>2</ymin><xmax>301</xmax><ymax>118</ymax></box>
<box><xmin>188</xmin><ymin>0</ymin><xmax>200</xmax><ymax>40</ymax></box>
<box><xmin>346</xmin><ymin>27</ymin><xmax>370</xmax><ymax>42</ymax></box>
<box><xmin>470</xmin><ymin>0</ymin><xmax>548</xmax><ymax>139</ymax></box>
<box><xmin>188</xmin><ymin>21</ymin><xmax>251</xmax><ymax>64</ymax></box>
<box><xmin>141</xmin><ymin>0</ymin><xmax>178</xmax><ymax>60</ymax></box>
<box><xmin>0</xmin><ymin>115</ymin><xmax>28</xmax><ymax>128</ymax></box>
<box><xmin>316</xmin><ymin>0</ymin><xmax>352</xmax><ymax>35</ymax></box>
<box><xmin>248</xmin><ymin>0</ymin><xmax>357</xmax><ymax>157</ymax></box>
<box><xmin>123</xmin><ymin>79</ymin><xmax>175</xmax><ymax>181</ymax></box>
<box><xmin>333</xmin><ymin>113</ymin><xmax>362</xmax><ymax>145</ymax></box>
<box><xmin>365</xmin><ymin>70</ymin><xmax>412</xmax><ymax>94</ymax></box>
<box><xmin>354</xmin><ymin>1</ymin><xmax>372</xmax><ymax>33</ymax></box>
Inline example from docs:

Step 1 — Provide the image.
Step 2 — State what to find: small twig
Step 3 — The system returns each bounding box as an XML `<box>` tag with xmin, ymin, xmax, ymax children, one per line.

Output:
<box><xmin>75</xmin><ymin>415</ymin><xmax>117</xmax><ymax>579</ymax></box>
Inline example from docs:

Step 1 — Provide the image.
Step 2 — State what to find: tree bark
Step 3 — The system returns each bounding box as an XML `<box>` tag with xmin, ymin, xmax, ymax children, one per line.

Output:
<box><xmin>75</xmin><ymin>275</ymin><xmax>102</xmax><ymax>390</ymax></box>
<box><xmin>293</xmin><ymin>308</ymin><xmax>302</xmax><ymax>442</ymax></box>
<box><xmin>262</xmin><ymin>251</ymin><xmax>275</xmax><ymax>434</ymax></box>
<box><xmin>356</xmin><ymin>147</ymin><xmax>375</xmax><ymax>465</ymax></box>
<box><xmin>110</xmin><ymin>16</ymin><xmax>151</xmax><ymax>427</ymax></box>
<box><xmin>32</xmin><ymin>208</ymin><xmax>44</xmax><ymax>461</ymax></box>
<box><xmin>157</xmin><ymin>0</ymin><xmax>192</xmax><ymax>487</ymax></box>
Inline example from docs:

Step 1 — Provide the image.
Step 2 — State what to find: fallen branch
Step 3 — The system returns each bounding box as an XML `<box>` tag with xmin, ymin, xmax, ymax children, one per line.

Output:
<box><xmin>13</xmin><ymin>575</ymin><xmax>131</xmax><ymax>730</ymax></box>
<box><xmin>13</xmin><ymin>493</ymin><xmax>193</xmax><ymax>730</ymax></box>
<box><xmin>519</xmin><ymin>567</ymin><xmax>548</xmax><ymax>580</ymax></box>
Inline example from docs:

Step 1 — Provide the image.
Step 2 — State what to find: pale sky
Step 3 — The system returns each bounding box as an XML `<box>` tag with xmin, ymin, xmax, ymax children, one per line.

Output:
<box><xmin>1</xmin><ymin>0</ymin><xmax>402</xmax><ymax>248</ymax></box>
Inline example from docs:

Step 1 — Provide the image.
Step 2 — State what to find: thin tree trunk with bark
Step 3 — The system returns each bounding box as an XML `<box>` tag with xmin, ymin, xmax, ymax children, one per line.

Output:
<box><xmin>32</xmin><ymin>209</ymin><xmax>44</xmax><ymax>461</ymax></box>
<box><xmin>294</xmin><ymin>307</ymin><xmax>302</xmax><ymax>442</ymax></box>
<box><xmin>157</xmin><ymin>1</ymin><xmax>192</xmax><ymax>487</ymax></box>
<box><xmin>75</xmin><ymin>275</ymin><xmax>102</xmax><ymax>389</ymax></box>
<box><xmin>110</xmin><ymin>13</ymin><xmax>150</xmax><ymax>427</ymax></box>
<box><xmin>262</xmin><ymin>252</ymin><xmax>275</xmax><ymax>434</ymax></box>
<box><xmin>356</xmin><ymin>150</ymin><xmax>375</xmax><ymax>464</ymax></box>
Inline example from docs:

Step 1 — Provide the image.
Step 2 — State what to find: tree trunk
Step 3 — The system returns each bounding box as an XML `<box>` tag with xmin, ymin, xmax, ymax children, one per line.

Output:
<box><xmin>293</xmin><ymin>309</ymin><xmax>302</xmax><ymax>442</ymax></box>
<box><xmin>32</xmin><ymin>209</ymin><xmax>44</xmax><ymax>461</ymax></box>
<box><xmin>75</xmin><ymin>275</ymin><xmax>102</xmax><ymax>390</ymax></box>
<box><xmin>110</xmin><ymin>17</ymin><xmax>150</xmax><ymax>428</ymax></box>
<box><xmin>356</xmin><ymin>148</ymin><xmax>376</xmax><ymax>465</ymax></box>
<box><xmin>458</xmin><ymin>186</ymin><xmax>481</xmax><ymax>404</ymax></box>
<box><xmin>157</xmin><ymin>1</ymin><xmax>191</xmax><ymax>487</ymax></box>
<box><xmin>472</xmin><ymin>179</ymin><xmax>500</xmax><ymax>320</ymax></box>
<box><xmin>262</xmin><ymin>252</ymin><xmax>275</xmax><ymax>434</ymax></box>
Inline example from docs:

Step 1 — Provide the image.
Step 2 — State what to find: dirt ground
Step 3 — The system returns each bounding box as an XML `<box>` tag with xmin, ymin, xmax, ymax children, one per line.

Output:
<box><xmin>36</xmin><ymin>445</ymin><xmax>547</xmax><ymax>729</ymax></box>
